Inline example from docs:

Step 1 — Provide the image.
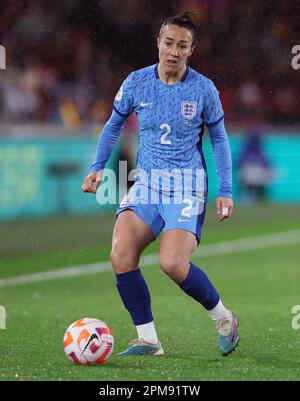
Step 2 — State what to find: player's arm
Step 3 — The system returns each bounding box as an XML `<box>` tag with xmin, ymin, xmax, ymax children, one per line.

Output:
<box><xmin>207</xmin><ymin>119</ymin><xmax>233</xmax><ymax>221</ymax></box>
<box><xmin>81</xmin><ymin>110</ymin><xmax>127</xmax><ymax>194</ymax></box>
<box><xmin>203</xmin><ymin>80</ymin><xmax>233</xmax><ymax>221</ymax></box>
<box><xmin>82</xmin><ymin>72</ymin><xmax>135</xmax><ymax>194</ymax></box>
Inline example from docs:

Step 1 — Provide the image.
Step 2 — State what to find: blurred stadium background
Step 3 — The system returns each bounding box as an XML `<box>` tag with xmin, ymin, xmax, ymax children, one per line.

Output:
<box><xmin>1</xmin><ymin>0</ymin><xmax>300</xmax><ymax>381</ymax></box>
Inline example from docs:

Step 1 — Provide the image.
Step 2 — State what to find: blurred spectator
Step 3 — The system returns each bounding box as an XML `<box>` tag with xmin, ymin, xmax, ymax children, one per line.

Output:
<box><xmin>237</xmin><ymin>126</ymin><xmax>273</xmax><ymax>202</ymax></box>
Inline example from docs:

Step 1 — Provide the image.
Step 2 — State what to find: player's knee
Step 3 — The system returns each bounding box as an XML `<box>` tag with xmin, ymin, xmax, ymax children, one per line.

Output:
<box><xmin>159</xmin><ymin>253</ymin><xmax>189</xmax><ymax>283</ymax></box>
<box><xmin>110</xmin><ymin>247</ymin><xmax>139</xmax><ymax>274</ymax></box>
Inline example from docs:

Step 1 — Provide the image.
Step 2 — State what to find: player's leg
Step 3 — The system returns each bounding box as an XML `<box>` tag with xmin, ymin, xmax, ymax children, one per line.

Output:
<box><xmin>159</xmin><ymin>229</ymin><xmax>222</xmax><ymax>303</ymax></box>
<box><xmin>159</xmin><ymin>229</ymin><xmax>239</xmax><ymax>356</ymax></box>
<box><xmin>111</xmin><ymin>209</ymin><xmax>155</xmax><ymax>274</ymax></box>
<box><xmin>111</xmin><ymin>209</ymin><xmax>164</xmax><ymax>355</ymax></box>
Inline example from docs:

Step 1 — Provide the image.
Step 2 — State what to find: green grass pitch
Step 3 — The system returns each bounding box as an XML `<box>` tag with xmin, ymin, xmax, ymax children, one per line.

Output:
<box><xmin>1</xmin><ymin>203</ymin><xmax>300</xmax><ymax>381</ymax></box>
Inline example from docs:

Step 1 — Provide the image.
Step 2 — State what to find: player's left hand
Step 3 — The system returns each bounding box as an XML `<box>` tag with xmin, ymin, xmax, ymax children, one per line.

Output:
<box><xmin>81</xmin><ymin>171</ymin><xmax>103</xmax><ymax>194</ymax></box>
<box><xmin>216</xmin><ymin>197</ymin><xmax>233</xmax><ymax>222</ymax></box>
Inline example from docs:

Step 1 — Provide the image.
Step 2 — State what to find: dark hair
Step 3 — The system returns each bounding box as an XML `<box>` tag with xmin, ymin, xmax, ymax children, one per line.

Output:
<box><xmin>159</xmin><ymin>12</ymin><xmax>196</xmax><ymax>42</ymax></box>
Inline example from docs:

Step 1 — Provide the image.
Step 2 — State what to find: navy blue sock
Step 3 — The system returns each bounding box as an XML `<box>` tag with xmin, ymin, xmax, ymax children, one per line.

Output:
<box><xmin>116</xmin><ymin>268</ymin><xmax>153</xmax><ymax>325</ymax></box>
<box><xmin>179</xmin><ymin>262</ymin><xmax>220</xmax><ymax>310</ymax></box>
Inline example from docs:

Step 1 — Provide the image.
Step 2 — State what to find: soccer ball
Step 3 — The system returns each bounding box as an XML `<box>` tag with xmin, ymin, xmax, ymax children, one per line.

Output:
<box><xmin>63</xmin><ymin>318</ymin><xmax>114</xmax><ymax>365</ymax></box>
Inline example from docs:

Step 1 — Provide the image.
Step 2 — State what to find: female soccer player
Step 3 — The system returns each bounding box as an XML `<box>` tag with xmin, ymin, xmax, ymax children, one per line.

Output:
<box><xmin>82</xmin><ymin>13</ymin><xmax>239</xmax><ymax>356</ymax></box>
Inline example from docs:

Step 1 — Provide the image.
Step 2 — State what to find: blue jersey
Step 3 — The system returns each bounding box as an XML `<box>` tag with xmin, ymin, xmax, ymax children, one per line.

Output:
<box><xmin>114</xmin><ymin>64</ymin><xmax>223</xmax><ymax>175</ymax></box>
<box><xmin>91</xmin><ymin>64</ymin><xmax>232</xmax><ymax>199</ymax></box>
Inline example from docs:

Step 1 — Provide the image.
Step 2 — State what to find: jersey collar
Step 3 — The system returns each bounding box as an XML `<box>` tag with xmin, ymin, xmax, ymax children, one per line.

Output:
<box><xmin>154</xmin><ymin>64</ymin><xmax>189</xmax><ymax>83</ymax></box>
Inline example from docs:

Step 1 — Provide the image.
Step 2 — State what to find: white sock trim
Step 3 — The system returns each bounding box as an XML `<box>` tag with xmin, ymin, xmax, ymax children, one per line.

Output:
<box><xmin>136</xmin><ymin>321</ymin><xmax>159</xmax><ymax>344</ymax></box>
<box><xmin>208</xmin><ymin>299</ymin><xmax>232</xmax><ymax>321</ymax></box>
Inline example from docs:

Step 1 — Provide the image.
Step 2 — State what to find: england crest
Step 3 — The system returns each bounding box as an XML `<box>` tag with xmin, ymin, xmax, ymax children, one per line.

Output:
<box><xmin>181</xmin><ymin>101</ymin><xmax>197</xmax><ymax>120</ymax></box>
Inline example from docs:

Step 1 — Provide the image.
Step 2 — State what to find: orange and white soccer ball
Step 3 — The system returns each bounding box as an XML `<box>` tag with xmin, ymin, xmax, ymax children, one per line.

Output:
<box><xmin>63</xmin><ymin>318</ymin><xmax>114</xmax><ymax>365</ymax></box>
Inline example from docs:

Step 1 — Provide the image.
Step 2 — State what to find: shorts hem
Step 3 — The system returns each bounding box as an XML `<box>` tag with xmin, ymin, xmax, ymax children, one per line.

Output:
<box><xmin>116</xmin><ymin>206</ymin><xmax>159</xmax><ymax>238</ymax></box>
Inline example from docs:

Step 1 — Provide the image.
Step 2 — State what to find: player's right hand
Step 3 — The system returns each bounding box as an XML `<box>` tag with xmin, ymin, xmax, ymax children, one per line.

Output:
<box><xmin>81</xmin><ymin>171</ymin><xmax>103</xmax><ymax>194</ymax></box>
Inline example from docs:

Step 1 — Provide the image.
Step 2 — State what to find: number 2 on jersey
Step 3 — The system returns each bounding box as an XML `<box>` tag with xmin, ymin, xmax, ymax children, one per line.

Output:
<box><xmin>160</xmin><ymin>123</ymin><xmax>171</xmax><ymax>145</ymax></box>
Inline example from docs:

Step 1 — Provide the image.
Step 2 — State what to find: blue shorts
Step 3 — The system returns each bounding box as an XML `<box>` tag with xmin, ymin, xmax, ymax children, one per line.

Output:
<box><xmin>116</xmin><ymin>182</ymin><xmax>206</xmax><ymax>244</ymax></box>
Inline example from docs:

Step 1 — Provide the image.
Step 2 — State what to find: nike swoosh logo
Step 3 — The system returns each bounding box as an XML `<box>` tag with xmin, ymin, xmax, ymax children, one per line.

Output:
<box><xmin>81</xmin><ymin>333</ymin><xmax>98</xmax><ymax>355</ymax></box>
<box><xmin>140</xmin><ymin>102</ymin><xmax>152</xmax><ymax>107</ymax></box>
<box><xmin>178</xmin><ymin>218</ymin><xmax>189</xmax><ymax>222</ymax></box>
